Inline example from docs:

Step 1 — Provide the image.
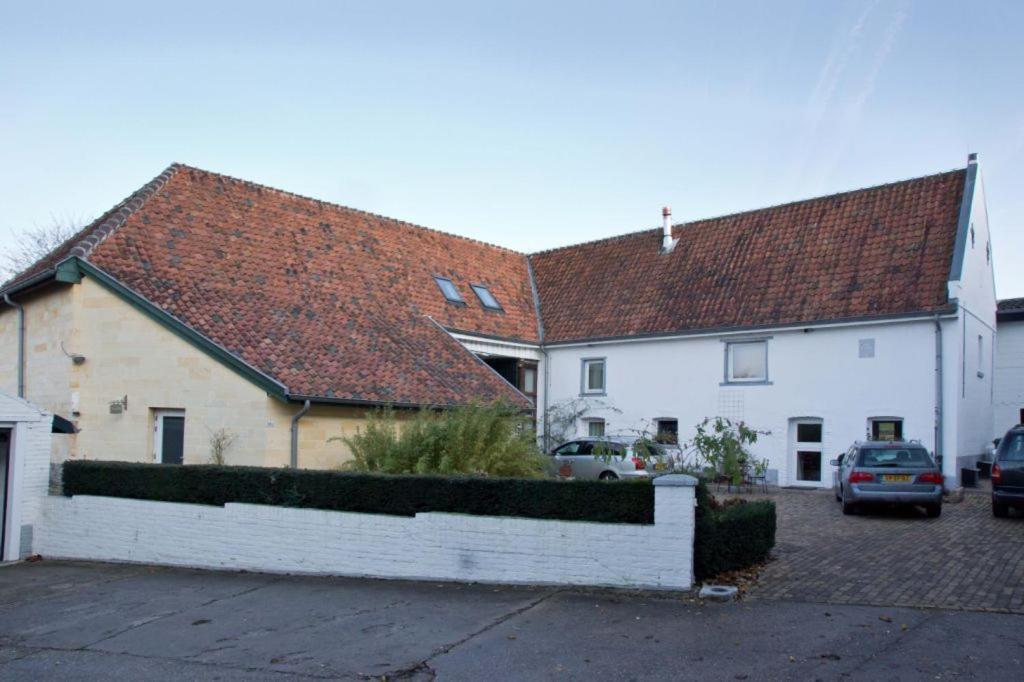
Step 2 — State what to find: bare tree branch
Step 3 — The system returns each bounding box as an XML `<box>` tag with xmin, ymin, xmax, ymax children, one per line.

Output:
<box><xmin>1</xmin><ymin>216</ymin><xmax>87</xmax><ymax>283</ymax></box>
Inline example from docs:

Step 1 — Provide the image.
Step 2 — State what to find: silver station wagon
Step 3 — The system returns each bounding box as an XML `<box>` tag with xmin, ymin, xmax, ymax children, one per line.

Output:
<box><xmin>832</xmin><ymin>441</ymin><xmax>944</xmax><ymax>518</ymax></box>
<box><xmin>549</xmin><ymin>436</ymin><xmax>677</xmax><ymax>481</ymax></box>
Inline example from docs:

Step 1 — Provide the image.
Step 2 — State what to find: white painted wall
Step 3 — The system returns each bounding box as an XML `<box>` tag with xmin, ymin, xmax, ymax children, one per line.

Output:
<box><xmin>544</xmin><ymin>319</ymin><xmax>948</xmax><ymax>488</ymax></box>
<box><xmin>994</xmin><ymin>319</ymin><xmax>1024</xmax><ymax>437</ymax></box>
<box><xmin>948</xmin><ymin>161</ymin><xmax>997</xmax><ymax>468</ymax></box>
<box><xmin>0</xmin><ymin>392</ymin><xmax>52</xmax><ymax>561</ymax></box>
<box><xmin>35</xmin><ymin>476</ymin><xmax>695</xmax><ymax>590</ymax></box>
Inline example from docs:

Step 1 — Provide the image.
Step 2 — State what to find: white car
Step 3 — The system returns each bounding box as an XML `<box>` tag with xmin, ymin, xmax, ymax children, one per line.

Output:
<box><xmin>549</xmin><ymin>436</ymin><xmax>677</xmax><ymax>481</ymax></box>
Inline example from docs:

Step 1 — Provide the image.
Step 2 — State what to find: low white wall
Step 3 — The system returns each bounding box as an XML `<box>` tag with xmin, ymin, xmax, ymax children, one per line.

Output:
<box><xmin>34</xmin><ymin>475</ymin><xmax>696</xmax><ymax>590</ymax></box>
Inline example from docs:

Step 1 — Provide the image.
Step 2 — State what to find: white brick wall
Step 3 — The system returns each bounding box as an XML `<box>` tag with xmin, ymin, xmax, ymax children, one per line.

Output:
<box><xmin>34</xmin><ymin>476</ymin><xmax>696</xmax><ymax>590</ymax></box>
<box><xmin>1</xmin><ymin>391</ymin><xmax>53</xmax><ymax>561</ymax></box>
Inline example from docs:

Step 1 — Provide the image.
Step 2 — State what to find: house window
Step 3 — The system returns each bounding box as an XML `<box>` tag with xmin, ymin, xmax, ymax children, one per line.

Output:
<box><xmin>586</xmin><ymin>419</ymin><xmax>606</xmax><ymax>437</ymax></box>
<box><xmin>796</xmin><ymin>422</ymin><xmax>822</xmax><ymax>444</ymax></box>
<box><xmin>870</xmin><ymin>418</ymin><xmax>903</xmax><ymax>442</ymax></box>
<box><xmin>470</xmin><ymin>284</ymin><xmax>502</xmax><ymax>311</ymax></box>
<box><xmin>433</xmin><ymin>276</ymin><xmax>464</xmax><ymax>304</ymax></box>
<box><xmin>153</xmin><ymin>409</ymin><xmax>186</xmax><ymax>464</ymax></box>
<box><xmin>655</xmin><ymin>418</ymin><xmax>678</xmax><ymax>444</ymax></box>
<box><xmin>725</xmin><ymin>340</ymin><xmax>767</xmax><ymax>383</ymax></box>
<box><xmin>581</xmin><ymin>358</ymin><xmax>606</xmax><ymax>394</ymax></box>
<box><xmin>519</xmin><ymin>361</ymin><xmax>537</xmax><ymax>399</ymax></box>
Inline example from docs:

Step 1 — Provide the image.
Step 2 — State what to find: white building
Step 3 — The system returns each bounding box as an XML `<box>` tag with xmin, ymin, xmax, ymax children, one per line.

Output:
<box><xmin>994</xmin><ymin>298</ymin><xmax>1024</xmax><ymax>437</ymax></box>
<box><xmin>530</xmin><ymin>155</ymin><xmax>995</xmax><ymax>487</ymax></box>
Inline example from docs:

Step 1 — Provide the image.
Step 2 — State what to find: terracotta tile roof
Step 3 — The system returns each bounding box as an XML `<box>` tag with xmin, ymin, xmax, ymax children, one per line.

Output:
<box><xmin>530</xmin><ymin>169</ymin><xmax>966</xmax><ymax>343</ymax></box>
<box><xmin>13</xmin><ymin>164</ymin><xmax>535</xmax><ymax>407</ymax></box>
<box><xmin>3</xmin><ymin>162</ymin><xmax>969</xmax><ymax>405</ymax></box>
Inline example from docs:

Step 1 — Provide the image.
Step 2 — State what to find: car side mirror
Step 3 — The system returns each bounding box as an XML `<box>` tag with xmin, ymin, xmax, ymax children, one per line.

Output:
<box><xmin>829</xmin><ymin>459</ymin><xmax>839</xmax><ymax>466</ymax></box>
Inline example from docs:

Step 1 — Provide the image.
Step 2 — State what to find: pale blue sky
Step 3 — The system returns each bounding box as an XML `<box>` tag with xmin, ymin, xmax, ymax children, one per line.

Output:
<box><xmin>2</xmin><ymin>1</ymin><xmax>1022</xmax><ymax>294</ymax></box>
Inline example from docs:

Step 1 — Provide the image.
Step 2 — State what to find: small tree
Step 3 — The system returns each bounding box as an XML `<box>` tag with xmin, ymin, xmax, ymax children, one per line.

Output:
<box><xmin>207</xmin><ymin>428</ymin><xmax>237</xmax><ymax>465</ymax></box>
<box><xmin>688</xmin><ymin>417</ymin><xmax>768</xmax><ymax>486</ymax></box>
<box><xmin>339</xmin><ymin>402</ymin><xmax>546</xmax><ymax>478</ymax></box>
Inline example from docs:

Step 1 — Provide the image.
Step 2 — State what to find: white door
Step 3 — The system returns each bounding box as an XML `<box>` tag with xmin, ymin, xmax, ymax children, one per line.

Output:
<box><xmin>153</xmin><ymin>410</ymin><xmax>186</xmax><ymax>464</ymax></box>
<box><xmin>792</xmin><ymin>420</ymin><xmax>824</xmax><ymax>486</ymax></box>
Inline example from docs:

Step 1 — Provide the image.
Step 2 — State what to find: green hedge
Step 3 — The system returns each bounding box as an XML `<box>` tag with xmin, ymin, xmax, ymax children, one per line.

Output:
<box><xmin>693</xmin><ymin>480</ymin><xmax>776</xmax><ymax>580</ymax></box>
<box><xmin>62</xmin><ymin>460</ymin><xmax>654</xmax><ymax>525</ymax></box>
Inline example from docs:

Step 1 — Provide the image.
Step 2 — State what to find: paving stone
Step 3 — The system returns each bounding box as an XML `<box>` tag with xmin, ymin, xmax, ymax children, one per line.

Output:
<box><xmin>725</xmin><ymin>484</ymin><xmax>1024</xmax><ymax>613</ymax></box>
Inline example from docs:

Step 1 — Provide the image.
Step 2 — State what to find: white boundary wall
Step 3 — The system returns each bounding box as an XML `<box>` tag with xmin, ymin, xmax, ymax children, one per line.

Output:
<box><xmin>33</xmin><ymin>475</ymin><xmax>696</xmax><ymax>590</ymax></box>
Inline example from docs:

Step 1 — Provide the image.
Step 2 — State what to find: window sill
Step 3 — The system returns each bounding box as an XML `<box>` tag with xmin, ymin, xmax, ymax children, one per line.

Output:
<box><xmin>580</xmin><ymin>392</ymin><xmax>607</xmax><ymax>397</ymax></box>
<box><xmin>720</xmin><ymin>380</ymin><xmax>773</xmax><ymax>386</ymax></box>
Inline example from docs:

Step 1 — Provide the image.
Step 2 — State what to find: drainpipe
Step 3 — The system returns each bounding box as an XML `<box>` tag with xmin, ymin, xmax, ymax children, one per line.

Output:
<box><xmin>3</xmin><ymin>293</ymin><xmax>25</xmax><ymax>398</ymax></box>
<box><xmin>934</xmin><ymin>315</ymin><xmax>944</xmax><ymax>479</ymax></box>
<box><xmin>290</xmin><ymin>400</ymin><xmax>311</xmax><ymax>468</ymax></box>
<box><xmin>541</xmin><ymin>347</ymin><xmax>551</xmax><ymax>451</ymax></box>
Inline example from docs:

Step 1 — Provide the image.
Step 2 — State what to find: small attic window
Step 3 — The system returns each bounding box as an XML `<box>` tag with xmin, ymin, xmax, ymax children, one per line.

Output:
<box><xmin>434</xmin><ymin>276</ymin><xmax>464</xmax><ymax>304</ymax></box>
<box><xmin>471</xmin><ymin>284</ymin><xmax>502</xmax><ymax>311</ymax></box>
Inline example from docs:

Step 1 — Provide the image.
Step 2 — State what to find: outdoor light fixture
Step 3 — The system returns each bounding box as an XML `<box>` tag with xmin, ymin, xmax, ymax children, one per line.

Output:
<box><xmin>109</xmin><ymin>395</ymin><xmax>128</xmax><ymax>414</ymax></box>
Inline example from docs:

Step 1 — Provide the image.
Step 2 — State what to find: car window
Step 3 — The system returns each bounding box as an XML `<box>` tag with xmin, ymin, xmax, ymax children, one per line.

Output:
<box><xmin>998</xmin><ymin>433</ymin><xmax>1024</xmax><ymax>462</ymax></box>
<box><xmin>858</xmin><ymin>448</ymin><xmax>932</xmax><ymax>468</ymax></box>
<box><xmin>592</xmin><ymin>441</ymin><xmax>622</xmax><ymax>457</ymax></box>
<box><xmin>554</xmin><ymin>442</ymin><xmax>580</xmax><ymax>455</ymax></box>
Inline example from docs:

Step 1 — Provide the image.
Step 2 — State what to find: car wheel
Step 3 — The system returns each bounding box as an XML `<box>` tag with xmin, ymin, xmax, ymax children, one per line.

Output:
<box><xmin>993</xmin><ymin>499</ymin><xmax>1009</xmax><ymax>518</ymax></box>
<box><xmin>925</xmin><ymin>503</ymin><xmax>942</xmax><ymax>518</ymax></box>
<box><xmin>599</xmin><ymin>471</ymin><xmax>619</xmax><ymax>481</ymax></box>
<box><xmin>841</xmin><ymin>491</ymin><xmax>857</xmax><ymax>516</ymax></box>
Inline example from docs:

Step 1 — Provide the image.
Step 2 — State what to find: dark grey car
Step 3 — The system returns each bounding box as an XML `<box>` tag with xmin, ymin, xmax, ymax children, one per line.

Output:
<box><xmin>992</xmin><ymin>426</ymin><xmax>1024</xmax><ymax>517</ymax></box>
<box><xmin>832</xmin><ymin>441</ymin><xmax>943</xmax><ymax>517</ymax></box>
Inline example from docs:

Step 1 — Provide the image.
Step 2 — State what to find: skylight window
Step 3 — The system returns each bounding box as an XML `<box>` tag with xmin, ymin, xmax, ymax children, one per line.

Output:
<box><xmin>434</xmin><ymin>276</ymin><xmax>464</xmax><ymax>304</ymax></box>
<box><xmin>471</xmin><ymin>284</ymin><xmax>502</xmax><ymax>311</ymax></box>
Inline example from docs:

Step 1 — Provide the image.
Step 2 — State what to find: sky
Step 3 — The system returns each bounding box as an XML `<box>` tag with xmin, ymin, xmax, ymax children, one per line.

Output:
<box><xmin>2</xmin><ymin>1</ymin><xmax>1022</xmax><ymax>295</ymax></box>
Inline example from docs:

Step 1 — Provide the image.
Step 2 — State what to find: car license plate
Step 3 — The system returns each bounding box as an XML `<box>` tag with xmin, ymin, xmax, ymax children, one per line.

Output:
<box><xmin>882</xmin><ymin>474</ymin><xmax>912</xmax><ymax>483</ymax></box>
<box><xmin>654</xmin><ymin>462</ymin><xmax>666</xmax><ymax>471</ymax></box>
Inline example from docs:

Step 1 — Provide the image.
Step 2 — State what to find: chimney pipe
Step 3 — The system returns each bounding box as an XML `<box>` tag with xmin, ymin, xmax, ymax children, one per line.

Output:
<box><xmin>661</xmin><ymin>206</ymin><xmax>675</xmax><ymax>252</ymax></box>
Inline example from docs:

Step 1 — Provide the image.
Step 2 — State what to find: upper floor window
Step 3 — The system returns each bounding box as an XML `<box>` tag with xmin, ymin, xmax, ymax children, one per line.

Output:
<box><xmin>471</xmin><ymin>284</ymin><xmax>502</xmax><ymax>311</ymax></box>
<box><xmin>725</xmin><ymin>340</ymin><xmax>768</xmax><ymax>383</ymax></box>
<box><xmin>433</xmin><ymin>276</ymin><xmax>464</xmax><ymax>304</ymax></box>
<box><xmin>581</xmin><ymin>358</ymin><xmax>606</xmax><ymax>395</ymax></box>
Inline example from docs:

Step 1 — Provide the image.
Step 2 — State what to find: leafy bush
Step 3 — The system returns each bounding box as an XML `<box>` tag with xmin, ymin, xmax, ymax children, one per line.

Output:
<box><xmin>693</xmin><ymin>478</ymin><xmax>776</xmax><ymax>580</ymax></box>
<box><xmin>690</xmin><ymin>417</ymin><xmax>769</xmax><ymax>486</ymax></box>
<box><xmin>62</xmin><ymin>460</ymin><xmax>655</xmax><ymax>524</ymax></box>
<box><xmin>340</xmin><ymin>403</ymin><xmax>546</xmax><ymax>478</ymax></box>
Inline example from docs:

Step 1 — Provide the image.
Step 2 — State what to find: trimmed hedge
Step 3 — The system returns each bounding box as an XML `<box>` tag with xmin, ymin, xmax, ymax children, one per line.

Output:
<box><xmin>62</xmin><ymin>460</ymin><xmax>654</xmax><ymax>525</ymax></box>
<box><xmin>693</xmin><ymin>479</ymin><xmax>776</xmax><ymax>580</ymax></box>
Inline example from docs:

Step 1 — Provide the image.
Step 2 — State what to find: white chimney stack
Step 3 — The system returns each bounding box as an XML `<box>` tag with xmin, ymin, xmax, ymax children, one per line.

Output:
<box><xmin>661</xmin><ymin>206</ymin><xmax>676</xmax><ymax>253</ymax></box>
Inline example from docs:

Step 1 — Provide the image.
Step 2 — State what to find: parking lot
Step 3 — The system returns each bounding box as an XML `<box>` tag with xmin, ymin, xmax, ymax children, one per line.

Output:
<box><xmin>740</xmin><ymin>483</ymin><xmax>1024</xmax><ymax>613</ymax></box>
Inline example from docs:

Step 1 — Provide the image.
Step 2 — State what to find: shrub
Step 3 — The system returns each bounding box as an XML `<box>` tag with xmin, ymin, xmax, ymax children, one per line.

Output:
<box><xmin>340</xmin><ymin>403</ymin><xmax>546</xmax><ymax>478</ymax></box>
<box><xmin>693</xmin><ymin>479</ymin><xmax>776</xmax><ymax>581</ymax></box>
<box><xmin>62</xmin><ymin>460</ymin><xmax>655</xmax><ymax>524</ymax></box>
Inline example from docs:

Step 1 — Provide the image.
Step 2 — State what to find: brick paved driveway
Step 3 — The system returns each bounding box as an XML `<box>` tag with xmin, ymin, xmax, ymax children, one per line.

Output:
<box><xmin>734</xmin><ymin>484</ymin><xmax>1024</xmax><ymax>613</ymax></box>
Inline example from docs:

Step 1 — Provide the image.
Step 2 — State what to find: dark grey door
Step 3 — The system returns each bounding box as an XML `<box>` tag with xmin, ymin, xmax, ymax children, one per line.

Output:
<box><xmin>161</xmin><ymin>417</ymin><xmax>184</xmax><ymax>464</ymax></box>
<box><xmin>0</xmin><ymin>429</ymin><xmax>10</xmax><ymax>558</ymax></box>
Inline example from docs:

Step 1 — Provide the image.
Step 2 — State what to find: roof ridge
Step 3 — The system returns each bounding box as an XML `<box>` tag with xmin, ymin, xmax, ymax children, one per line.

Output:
<box><xmin>173</xmin><ymin>163</ymin><xmax>526</xmax><ymax>256</ymax></box>
<box><xmin>0</xmin><ymin>164</ymin><xmax>181</xmax><ymax>290</ymax></box>
<box><xmin>529</xmin><ymin>166</ymin><xmax>966</xmax><ymax>257</ymax></box>
<box><xmin>68</xmin><ymin>164</ymin><xmax>182</xmax><ymax>260</ymax></box>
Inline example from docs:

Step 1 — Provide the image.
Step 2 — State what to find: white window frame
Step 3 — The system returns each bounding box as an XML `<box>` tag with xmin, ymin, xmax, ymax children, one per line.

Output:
<box><xmin>723</xmin><ymin>339</ymin><xmax>769</xmax><ymax>384</ymax></box>
<box><xmin>580</xmin><ymin>357</ymin><xmax>606</xmax><ymax>395</ymax></box>
<box><xmin>153</xmin><ymin>409</ymin><xmax>186</xmax><ymax>463</ymax></box>
<box><xmin>584</xmin><ymin>418</ymin><xmax>606</xmax><ymax>437</ymax></box>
